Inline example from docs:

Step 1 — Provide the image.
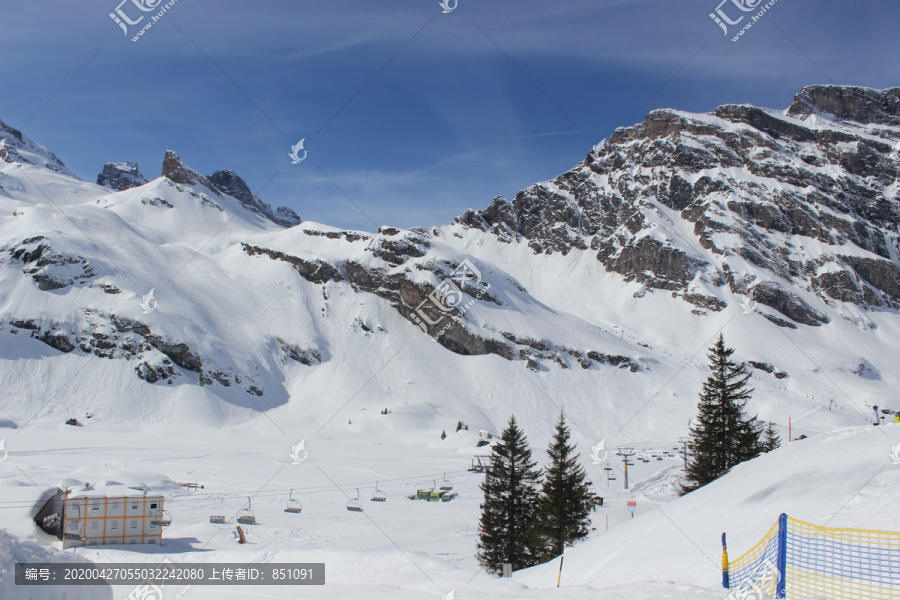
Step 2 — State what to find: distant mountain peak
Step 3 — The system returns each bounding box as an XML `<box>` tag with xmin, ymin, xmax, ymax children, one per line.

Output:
<box><xmin>160</xmin><ymin>150</ymin><xmax>300</xmax><ymax>228</ymax></box>
<box><xmin>161</xmin><ymin>149</ymin><xmax>219</xmax><ymax>194</ymax></box>
<box><xmin>787</xmin><ymin>85</ymin><xmax>900</xmax><ymax>126</ymax></box>
<box><xmin>0</xmin><ymin>118</ymin><xmax>78</xmax><ymax>179</ymax></box>
<box><xmin>208</xmin><ymin>169</ymin><xmax>301</xmax><ymax>228</ymax></box>
<box><xmin>97</xmin><ymin>161</ymin><xmax>147</xmax><ymax>191</ymax></box>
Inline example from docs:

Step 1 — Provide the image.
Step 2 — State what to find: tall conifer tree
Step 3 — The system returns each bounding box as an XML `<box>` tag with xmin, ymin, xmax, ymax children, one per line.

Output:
<box><xmin>681</xmin><ymin>334</ymin><xmax>762</xmax><ymax>494</ymax></box>
<box><xmin>477</xmin><ymin>416</ymin><xmax>543</xmax><ymax>573</ymax></box>
<box><xmin>535</xmin><ymin>411</ymin><xmax>597</xmax><ymax>560</ymax></box>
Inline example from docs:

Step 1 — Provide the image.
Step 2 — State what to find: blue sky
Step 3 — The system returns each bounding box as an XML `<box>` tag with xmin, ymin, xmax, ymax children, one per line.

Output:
<box><xmin>2</xmin><ymin>0</ymin><xmax>898</xmax><ymax>231</ymax></box>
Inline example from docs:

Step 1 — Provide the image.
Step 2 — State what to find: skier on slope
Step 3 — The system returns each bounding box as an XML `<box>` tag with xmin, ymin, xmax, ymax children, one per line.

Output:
<box><xmin>871</xmin><ymin>405</ymin><xmax>881</xmax><ymax>426</ymax></box>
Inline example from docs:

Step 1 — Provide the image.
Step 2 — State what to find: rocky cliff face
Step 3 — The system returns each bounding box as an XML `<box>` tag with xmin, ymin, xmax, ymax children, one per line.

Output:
<box><xmin>208</xmin><ymin>169</ymin><xmax>301</xmax><ymax>227</ymax></box>
<box><xmin>3</xmin><ymin>85</ymin><xmax>898</xmax><ymax>405</ymax></box>
<box><xmin>0</xmin><ymin>119</ymin><xmax>77</xmax><ymax>178</ymax></box>
<box><xmin>454</xmin><ymin>85</ymin><xmax>900</xmax><ymax>327</ymax></box>
<box><xmin>162</xmin><ymin>150</ymin><xmax>301</xmax><ymax>227</ymax></box>
<box><xmin>97</xmin><ymin>162</ymin><xmax>147</xmax><ymax>191</ymax></box>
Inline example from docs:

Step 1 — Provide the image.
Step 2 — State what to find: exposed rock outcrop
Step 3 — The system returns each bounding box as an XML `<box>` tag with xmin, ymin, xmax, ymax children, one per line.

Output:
<box><xmin>453</xmin><ymin>85</ymin><xmax>900</xmax><ymax>326</ymax></box>
<box><xmin>161</xmin><ymin>151</ymin><xmax>301</xmax><ymax>227</ymax></box>
<box><xmin>208</xmin><ymin>170</ymin><xmax>301</xmax><ymax>227</ymax></box>
<box><xmin>97</xmin><ymin>162</ymin><xmax>147</xmax><ymax>191</ymax></box>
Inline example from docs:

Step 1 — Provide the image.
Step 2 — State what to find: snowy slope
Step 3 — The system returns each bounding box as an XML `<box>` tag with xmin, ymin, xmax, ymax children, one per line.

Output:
<box><xmin>0</xmin><ymin>530</ymin><xmax>110</xmax><ymax>600</ymax></box>
<box><xmin>2</xmin><ymin>105</ymin><xmax>896</xmax><ymax>448</ymax></box>
<box><xmin>519</xmin><ymin>423</ymin><xmax>900</xmax><ymax>591</ymax></box>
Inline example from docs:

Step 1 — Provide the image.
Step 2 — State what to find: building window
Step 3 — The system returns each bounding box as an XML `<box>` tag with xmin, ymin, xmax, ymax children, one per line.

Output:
<box><xmin>131</xmin><ymin>503</ymin><xmax>139</xmax><ymax>510</ymax></box>
<box><xmin>90</xmin><ymin>503</ymin><xmax>101</xmax><ymax>512</ymax></box>
<box><xmin>90</xmin><ymin>521</ymin><xmax>100</xmax><ymax>531</ymax></box>
<box><xmin>150</xmin><ymin>502</ymin><xmax>158</xmax><ymax>509</ymax></box>
<box><xmin>111</xmin><ymin>501</ymin><xmax>120</xmax><ymax>510</ymax></box>
<box><xmin>130</xmin><ymin>520</ymin><xmax>139</xmax><ymax>530</ymax></box>
<box><xmin>111</xmin><ymin>521</ymin><xmax>119</xmax><ymax>530</ymax></box>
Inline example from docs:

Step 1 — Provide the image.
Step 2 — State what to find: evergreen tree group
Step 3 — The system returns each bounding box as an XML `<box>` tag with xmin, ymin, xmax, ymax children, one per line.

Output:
<box><xmin>477</xmin><ymin>413</ymin><xmax>597</xmax><ymax>575</ymax></box>
<box><xmin>681</xmin><ymin>334</ymin><xmax>763</xmax><ymax>495</ymax></box>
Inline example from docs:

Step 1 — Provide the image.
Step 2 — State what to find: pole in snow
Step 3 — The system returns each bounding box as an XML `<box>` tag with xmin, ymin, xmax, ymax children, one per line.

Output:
<box><xmin>617</xmin><ymin>447</ymin><xmax>635</xmax><ymax>489</ymax></box>
<box><xmin>721</xmin><ymin>532</ymin><xmax>729</xmax><ymax>589</ymax></box>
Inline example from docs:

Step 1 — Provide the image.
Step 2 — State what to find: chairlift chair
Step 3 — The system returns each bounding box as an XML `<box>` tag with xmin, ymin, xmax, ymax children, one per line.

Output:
<box><xmin>237</xmin><ymin>497</ymin><xmax>258</xmax><ymax>525</ymax></box>
<box><xmin>210</xmin><ymin>515</ymin><xmax>226</xmax><ymax>524</ymax></box>
<box><xmin>63</xmin><ymin>518</ymin><xmax>85</xmax><ymax>542</ymax></box>
<box><xmin>285</xmin><ymin>489</ymin><xmax>302</xmax><ymax>514</ymax></box>
<box><xmin>371</xmin><ymin>482</ymin><xmax>386</xmax><ymax>502</ymax></box>
<box><xmin>347</xmin><ymin>489</ymin><xmax>364</xmax><ymax>512</ymax></box>
<box><xmin>150</xmin><ymin>510</ymin><xmax>172</xmax><ymax>527</ymax></box>
<box><xmin>439</xmin><ymin>473</ymin><xmax>453</xmax><ymax>492</ymax></box>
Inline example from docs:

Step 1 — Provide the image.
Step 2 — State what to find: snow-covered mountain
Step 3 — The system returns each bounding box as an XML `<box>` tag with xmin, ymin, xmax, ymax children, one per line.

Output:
<box><xmin>2</xmin><ymin>85</ymin><xmax>899</xmax><ymax>446</ymax></box>
<box><xmin>457</xmin><ymin>85</ymin><xmax>900</xmax><ymax>325</ymax></box>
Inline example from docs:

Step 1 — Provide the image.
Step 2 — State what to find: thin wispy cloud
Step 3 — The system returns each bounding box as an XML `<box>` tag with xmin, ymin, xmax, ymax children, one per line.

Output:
<box><xmin>1</xmin><ymin>0</ymin><xmax>897</xmax><ymax>231</ymax></box>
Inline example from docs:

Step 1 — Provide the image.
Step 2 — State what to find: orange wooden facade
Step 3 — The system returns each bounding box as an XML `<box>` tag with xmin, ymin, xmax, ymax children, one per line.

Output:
<box><xmin>62</xmin><ymin>492</ymin><xmax>164</xmax><ymax>549</ymax></box>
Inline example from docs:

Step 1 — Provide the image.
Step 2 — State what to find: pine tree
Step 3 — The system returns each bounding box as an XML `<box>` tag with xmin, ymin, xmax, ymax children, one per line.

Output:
<box><xmin>441</xmin><ymin>430</ymin><xmax>447</xmax><ymax>440</ymax></box>
<box><xmin>681</xmin><ymin>334</ymin><xmax>763</xmax><ymax>494</ymax></box>
<box><xmin>762</xmin><ymin>421</ymin><xmax>781</xmax><ymax>452</ymax></box>
<box><xmin>534</xmin><ymin>411</ymin><xmax>597</xmax><ymax>561</ymax></box>
<box><xmin>477</xmin><ymin>416</ymin><xmax>543</xmax><ymax>574</ymax></box>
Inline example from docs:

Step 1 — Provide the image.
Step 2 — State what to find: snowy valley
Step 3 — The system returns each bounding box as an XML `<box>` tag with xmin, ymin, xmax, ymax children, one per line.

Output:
<box><xmin>1</xmin><ymin>84</ymin><xmax>900</xmax><ymax>599</ymax></box>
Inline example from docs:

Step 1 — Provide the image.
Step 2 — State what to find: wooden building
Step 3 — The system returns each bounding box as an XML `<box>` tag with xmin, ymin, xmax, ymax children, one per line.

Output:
<box><xmin>61</xmin><ymin>484</ymin><xmax>166</xmax><ymax>549</ymax></box>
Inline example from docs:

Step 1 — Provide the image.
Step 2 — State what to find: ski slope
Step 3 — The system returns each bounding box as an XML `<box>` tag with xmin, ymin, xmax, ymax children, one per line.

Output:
<box><xmin>521</xmin><ymin>423</ymin><xmax>900</xmax><ymax>592</ymax></box>
<box><xmin>2</xmin><ymin>416</ymin><xmax>897</xmax><ymax>599</ymax></box>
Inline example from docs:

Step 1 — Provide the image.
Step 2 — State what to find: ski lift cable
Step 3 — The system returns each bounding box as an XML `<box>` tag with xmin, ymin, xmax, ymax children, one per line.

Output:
<box><xmin>0</xmin><ymin>468</ymin><xmax>475</xmax><ymax>509</ymax></box>
<box><xmin>154</xmin><ymin>468</ymin><xmax>472</xmax><ymax>503</ymax></box>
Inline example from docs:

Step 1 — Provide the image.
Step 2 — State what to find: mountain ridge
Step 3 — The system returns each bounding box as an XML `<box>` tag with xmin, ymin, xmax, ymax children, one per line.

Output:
<box><xmin>454</xmin><ymin>85</ymin><xmax>900</xmax><ymax>326</ymax></box>
<box><xmin>1</xmin><ymin>84</ymin><xmax>897</xmax><ymax>442</ymax></box>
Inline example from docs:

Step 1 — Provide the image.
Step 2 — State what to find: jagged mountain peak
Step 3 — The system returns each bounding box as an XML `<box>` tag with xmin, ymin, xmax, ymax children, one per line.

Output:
<box><xmin>97</xmin><ymin>161</ymin><xmax>147</xmax><ymax>191</ymax></box>
<box><xmin>161</xmin><ymin>149</ymin><xmax>219</xmax><ymax>194</ymax></box>
<box><xmin>453</xmin><ymin>85</ymin><xmax>900</xmax><ymax>328</ymax></box>
<box><xmin>160</xmin><ymin>150</ymin><xmax>300</xmax><ymax>228</ymax></box>
<box><xmin>787</xmin><ymin>84</ymin><xmax>900</xmax><ymax>126</ymax></box>
<box><xmin>0</xmin><ymin>118</ymin><xmax>78</xmax><ymax>179</ymax></box>
<box><xmin>208</xmin><ymin>169</ymin><xmax>301</xmax><ymax>228</ymax></box>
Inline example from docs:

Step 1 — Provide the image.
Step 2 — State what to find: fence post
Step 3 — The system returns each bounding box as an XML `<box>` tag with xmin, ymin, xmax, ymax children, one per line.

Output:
<box><xmin>776</xmin><ymin>513</ymin><xmax>788</xmax><ymax>598</ymax></box>
<box><xmin>721</xmin><ymin>532</ymin><xmax>730</xmax><ymax>589</ymax></box>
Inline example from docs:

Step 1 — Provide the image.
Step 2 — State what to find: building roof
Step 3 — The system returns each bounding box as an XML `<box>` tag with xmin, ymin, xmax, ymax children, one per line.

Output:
<box><xmin>66</xmin><ymin>483</ymin><xmax>163</xmax><ymax>500</ymax></box>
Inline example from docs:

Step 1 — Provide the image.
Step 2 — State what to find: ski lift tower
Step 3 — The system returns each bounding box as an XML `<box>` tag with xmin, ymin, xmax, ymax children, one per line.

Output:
<box><xmin>678</xmin><ymin>437</ymin><xmax>690</xmax><ymax>464</ymax></box>
<box><xmin>616</xmin><ymin>447</ymin><xmax>635</xmax><ymax>489</ymax></box>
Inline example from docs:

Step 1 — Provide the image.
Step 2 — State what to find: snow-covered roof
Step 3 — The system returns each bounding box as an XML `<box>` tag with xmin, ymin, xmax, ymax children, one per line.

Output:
<box><xmin>66</xmin><ymin>483</ymin><xmax>163</xmax><ymax>500</ymax></box>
